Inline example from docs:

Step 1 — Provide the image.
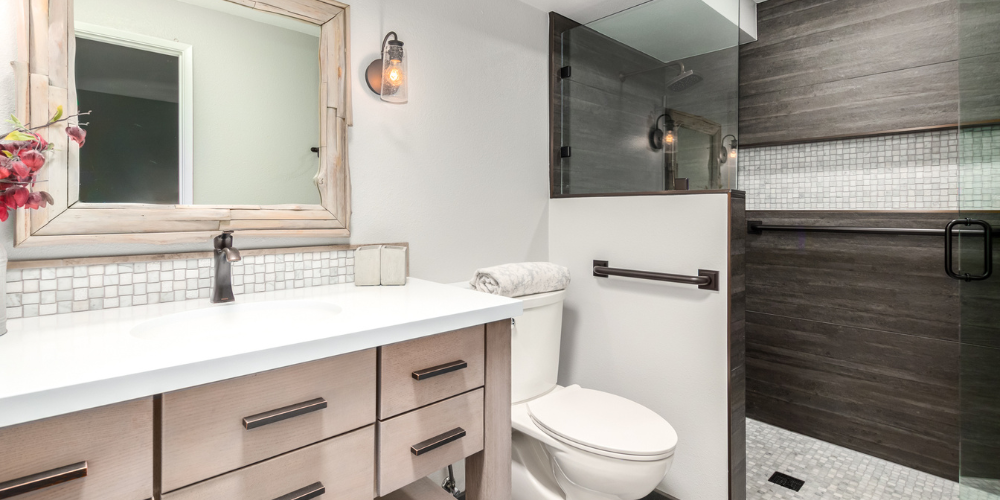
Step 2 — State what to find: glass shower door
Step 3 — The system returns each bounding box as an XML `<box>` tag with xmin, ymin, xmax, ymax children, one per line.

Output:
<box><xmin>958</xmin><ymin>0</ymin><xmax>1000</xmax><ymax>498</ymax></box>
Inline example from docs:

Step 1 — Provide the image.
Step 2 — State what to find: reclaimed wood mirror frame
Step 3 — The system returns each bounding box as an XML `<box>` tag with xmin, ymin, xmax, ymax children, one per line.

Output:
<box><xmin>10</xmin><ymin>0</ymin><xmax>352</xmax><ymax>247</ymax></box>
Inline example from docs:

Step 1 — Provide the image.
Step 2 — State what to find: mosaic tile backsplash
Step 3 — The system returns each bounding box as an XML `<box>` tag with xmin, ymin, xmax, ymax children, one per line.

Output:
<box><xmin>5</xmin><ymin>250</ymin><xmax>355</xmax><ymax>319</ymax></box>
<box><xmin>739</xmin><ymin>125</ymin><xmax>1000</xmax><ymax>210</ymax></box>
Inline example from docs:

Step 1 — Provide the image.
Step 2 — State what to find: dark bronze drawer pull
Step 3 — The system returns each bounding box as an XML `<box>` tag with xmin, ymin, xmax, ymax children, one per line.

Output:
<box><xmin>412</xmin><ymin>360</ymin><xmax>468</xmax><ymax>381</ymax></box>
<box><xmin>243</xmin><ymin>398</ymin><xmax>327</xmax><ymax>430</ymax></box>
<box><xmin>411</xmin><ymin>427</ymin><xmax>466</xmax><ymax>456</ymax></box>
<box><xmin>0</xmin><ymin>461</ymin><xmax>88</xmax><ymax>498</ymax></box>
<box><xmin>273</xmin><ymin>481</ymin><xmax>325</xmax><ymax>500</ymax></box>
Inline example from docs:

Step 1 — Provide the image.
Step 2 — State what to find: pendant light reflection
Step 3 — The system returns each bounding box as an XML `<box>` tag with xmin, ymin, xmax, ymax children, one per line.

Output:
<box><xmin>649</xmin><ymin>114</ymin><xmax>676</xmax><ymax>155</ymax></box>
<box><xmin>365</xmin><ymin>31</ymin><xmax>408</xmax><ymax>103</ymax></box>
<box><xmin>720</xmin><ymin>134</ymin><xmax>738</xmax><ymax>163</ymax></box>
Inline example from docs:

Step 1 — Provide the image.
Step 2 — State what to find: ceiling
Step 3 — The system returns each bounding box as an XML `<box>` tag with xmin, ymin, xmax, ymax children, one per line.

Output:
<box><xmin>587</xmin><ymin>0</ymin><xmax>741</xmax><ymax>63</ymax></box>
<box><xmin>517</xmin><ymin>0</ymin><xmax>766</xmax><ymax>25</ymax></box>
<box><xmin>518</xmin><ymin>0</ymin><xmax>764</xmax><ymax>61</ymax></box>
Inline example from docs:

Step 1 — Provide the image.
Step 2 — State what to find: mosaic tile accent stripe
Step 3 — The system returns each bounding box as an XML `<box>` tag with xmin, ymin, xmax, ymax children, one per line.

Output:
<box><xmin>959</xmin><ymin>125</ymin><xmax>1000</xmax><ymax>210</ymax></box>
<box><xmin>739</xmin><ymin>126</ymin><xmax>1000</xmax><ymax>210</ymax></box>
<box><xmin>5</xmin><ymin>250</ymin><xmax>355</xmax><ymax>319</ymax></box>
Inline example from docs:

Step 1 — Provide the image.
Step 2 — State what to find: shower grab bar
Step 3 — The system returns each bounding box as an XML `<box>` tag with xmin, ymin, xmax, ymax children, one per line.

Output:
<box><xmin>593</xmin><ymin>260</ymin><xmax>719</xmax><ymax>291</ymax></box>
<box><xmin>748</xmin><ymin>221</ymin><xmax>997</xmax><ymax>237</ymax></box>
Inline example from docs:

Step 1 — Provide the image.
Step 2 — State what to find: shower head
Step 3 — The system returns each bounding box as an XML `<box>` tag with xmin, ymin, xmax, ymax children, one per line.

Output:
<box><xmin>620</xmin><ymin>61</ymin><xmax>704</xmax><ymax>92</ymax></box>
<box><xmin>666</xmin><ymin>69</ymin><xmax>703</xmax><ymax>92</ymax></box>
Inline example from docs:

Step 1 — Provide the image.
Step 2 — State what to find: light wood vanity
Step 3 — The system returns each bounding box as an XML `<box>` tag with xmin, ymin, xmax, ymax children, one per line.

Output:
<box><xmin>0</xmin><ymin>321</ymin><xmax>512</xmax><ymax>500</ymax></box>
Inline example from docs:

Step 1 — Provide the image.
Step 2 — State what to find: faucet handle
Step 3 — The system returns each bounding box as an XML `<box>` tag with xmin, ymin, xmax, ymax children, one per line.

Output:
<box><xmin>214</xmin><ymin>230</ymin><xmax>236</xmax><ymax>250</ymax></box>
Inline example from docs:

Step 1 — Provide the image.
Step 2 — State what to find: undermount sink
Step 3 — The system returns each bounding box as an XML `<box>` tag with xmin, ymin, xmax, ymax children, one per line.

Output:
<box><xmin>131</xmin><ymin>300</ymin><xmax>343</xmax><ymax>341</ymax></box>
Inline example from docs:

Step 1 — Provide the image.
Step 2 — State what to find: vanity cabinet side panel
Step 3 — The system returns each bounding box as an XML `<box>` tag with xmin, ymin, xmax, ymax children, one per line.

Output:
<box><xmin>162</xmin><ymin>425</ymin><xmax>375</xmax><ymax>500</ymax></box>
<box><xmin>160</xmin><ymin>348</ymin><xmax>376</xmax><ymax>492</ymax></box>
<box><xmin>0</xmin><ymin>397</ymin><xmax>153</xmax><ymax>500</ymax></box>
<box><xmin>378</xmin><ymin>325</ymin><xmax>485</xmax><ymax>419</ymax></box>
<box><xmin>465</xmin><ymin>319</ymin><xmax>512</xmax><ymax>500</ymax></box>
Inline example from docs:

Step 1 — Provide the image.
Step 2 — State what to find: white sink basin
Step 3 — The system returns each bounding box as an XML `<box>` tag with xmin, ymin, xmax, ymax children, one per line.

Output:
<box><xmin>131</xmin><ymin>300</ymin><xmax>343</xmax><ymax>341</ymax></box>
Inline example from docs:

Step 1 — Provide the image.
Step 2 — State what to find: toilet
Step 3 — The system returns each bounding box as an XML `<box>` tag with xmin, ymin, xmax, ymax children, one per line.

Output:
<box><xmin>455</xmin><ymin>284</ymin><xmax>677</xmax><ymax>500</ymax></box>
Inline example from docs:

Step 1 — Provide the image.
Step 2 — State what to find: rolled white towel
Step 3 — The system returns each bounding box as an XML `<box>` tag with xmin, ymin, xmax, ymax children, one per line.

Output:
<box><xmin>470</xmin><ymin>262</ymin><xmax>570</xmax><ymax>297</ymax></box>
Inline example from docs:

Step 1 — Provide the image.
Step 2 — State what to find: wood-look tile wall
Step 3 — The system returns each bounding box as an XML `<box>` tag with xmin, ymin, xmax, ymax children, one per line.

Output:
<box><xmin>729</xmin><ymin>193</ymin><xmax>747</xmax><ymax>500</ymax></box>
<box><xmin>745</xmin><ymin>210</ymin><xmax>1000</xmax><ymax>481</ymax></box>
<box><xmin>739</xmin><ymin>0</ymin><xmax>960</xmax><ymax>145</ymax></box>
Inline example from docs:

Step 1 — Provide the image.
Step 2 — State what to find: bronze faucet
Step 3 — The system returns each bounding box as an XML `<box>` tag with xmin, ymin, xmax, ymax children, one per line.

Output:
<box><xmin>211</xmin><ymin>231</ymin><xmax>242</xmax><ymax>303</ymax></box>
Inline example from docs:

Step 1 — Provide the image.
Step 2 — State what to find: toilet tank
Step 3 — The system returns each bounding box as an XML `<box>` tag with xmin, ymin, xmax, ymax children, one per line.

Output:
<box><xmin>510</xmin><ymin>289</ymin><xmax>566</xmax><ymax>403</ymax></box>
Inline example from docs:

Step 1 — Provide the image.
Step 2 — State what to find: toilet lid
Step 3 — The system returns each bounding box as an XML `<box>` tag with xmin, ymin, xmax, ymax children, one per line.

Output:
<box><xmin>526</xmin><ymin>386</ymin><xmax>677</xmax><ymax>457</ymax></box>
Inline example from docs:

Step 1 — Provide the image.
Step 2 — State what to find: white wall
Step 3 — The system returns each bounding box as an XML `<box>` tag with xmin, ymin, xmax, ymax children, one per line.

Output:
<box><xmin>0</xmin><ymin>0</ymin><xmax>550</xmax><ymax>283</ymax></box>
<box><xmin>549</xmin><ymin>194</ymin><xmax>731</xmax><ymax>499</ymax></box>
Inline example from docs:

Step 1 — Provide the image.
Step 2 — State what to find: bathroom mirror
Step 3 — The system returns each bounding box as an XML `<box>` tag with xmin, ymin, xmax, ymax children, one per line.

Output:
<box><xmin>10</xmin><ymin>0</ymin><xmax>352</xmax><ymax>246</ymax></box>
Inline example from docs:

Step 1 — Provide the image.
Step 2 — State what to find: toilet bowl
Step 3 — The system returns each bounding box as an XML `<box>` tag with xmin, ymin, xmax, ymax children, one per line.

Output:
<box><xmin>452</xmin><ymin>280</ymin><xmax>678</xmax><ymax>500</ymax></box>
<box><xmin>512</xmin><ymin>385</ymin><xmax>677</xmax><ymax>500</ymax></box>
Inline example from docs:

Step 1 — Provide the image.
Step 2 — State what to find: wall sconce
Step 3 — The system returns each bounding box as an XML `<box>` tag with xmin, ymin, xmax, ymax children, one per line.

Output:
<box><xmin>365</xmin><ymin>32</ymin><xmax>408</xmax><ymax>103</ymax></box>
<box><xmin>649</xmin><ymin>114</ymin><xmax>675</xmax><ymax>152</ymax></box>
<box><xmin>720</xmin><ymin>135</ymin><xmax>738</xmax><ymax>163</ymax></box>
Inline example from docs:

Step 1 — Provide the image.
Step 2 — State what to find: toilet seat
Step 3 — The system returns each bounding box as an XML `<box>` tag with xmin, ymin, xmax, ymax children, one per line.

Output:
<box><xmin>526</xmin><ymin>385</ymin><xmax>677</xmax><ymax>461</ymax></box>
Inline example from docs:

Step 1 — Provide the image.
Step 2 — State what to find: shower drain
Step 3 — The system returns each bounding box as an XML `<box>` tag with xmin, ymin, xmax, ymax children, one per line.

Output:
<box><xmin>768</xmin><ymin>471</ymin><xmax>805</xmax><ymax>492</ymax></box>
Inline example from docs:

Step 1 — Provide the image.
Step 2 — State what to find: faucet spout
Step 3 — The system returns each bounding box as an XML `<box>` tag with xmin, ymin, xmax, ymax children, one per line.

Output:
<box><xmin>212</xmin><ymin>231</ymin><xmax>240</xmax><ymax>303</ymax></box>
<box><xmin>222</xmin><ymin>247</ymin><xmax>242</xmax><ymax>263</ymax></box>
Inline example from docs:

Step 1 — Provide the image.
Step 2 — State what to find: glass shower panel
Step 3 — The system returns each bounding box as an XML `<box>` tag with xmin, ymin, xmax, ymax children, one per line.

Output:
<box><xmin>958</xmin><ymin>0</ymin><xmax>1000</xmax><ymax>498</ymax></box>
<box><xmin>555</xmin><ymin>0</ymin><xmax>740</xmax><ymax>196</ymax></box>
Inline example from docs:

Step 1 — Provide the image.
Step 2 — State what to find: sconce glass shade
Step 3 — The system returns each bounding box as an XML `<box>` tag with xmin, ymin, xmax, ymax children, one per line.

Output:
<box><xmin>380</xmin><ymin>40</ymin><xmax>407</xmax><ymax>103</ymax></box>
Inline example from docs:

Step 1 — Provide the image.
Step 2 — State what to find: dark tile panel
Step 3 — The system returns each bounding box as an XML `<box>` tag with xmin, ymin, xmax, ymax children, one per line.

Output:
<box><xmin>747</xmin><ymin>346</ymin><xmax>959</xmax><ymax>438</ymax></box>
<box><xmin>740</xmin><ymin>0</ymin><xmax>959</xmax><ymax>144</ymax></box>
<box><xmin>741</xmin><ymin>0</ymin><xmax>958</xmax><ymax>96</ymax></box>
<box><xmin>747</xmin><ymin>312</ymin><xmax>960</xmax><ymax>388</ymax></box>
<box><xmin>754</xmin><ymin>0</ymin><xmax>952</xmax><ymax>42</ymax></box>
<box><xmin>747</xmin><ymin>392</ymin><xmax>959</xmax><ymax>480</ymax></box>
<box><xmin>730</xmin><ymin>195</ymin><xmax>746</xmax><ymax>500</ymax></box>
<box><xmin>961</xmin><ymin>343</ymin><xmax>1000</xmax><ymax>479</ymax></box>
<box><xmin>744</xmin><ymin>210</ymin><xmax>971</xmax><ymax>480</ymax></box>
<box><xmin>746</xmin><ymin>267</ymin><xmax>959</xmax><ymax>342</ymax></box>
<box><xmin>740</xmin><ymin>62</ymin><xmax>959</xmax><ymax>144</ymax></box>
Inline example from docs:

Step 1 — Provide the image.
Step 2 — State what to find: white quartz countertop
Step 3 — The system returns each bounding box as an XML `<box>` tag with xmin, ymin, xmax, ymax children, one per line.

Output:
<box><xmin>0</xmin><ymin>278</ymin><xmax>522</xmax><ymax>428</ymax></box>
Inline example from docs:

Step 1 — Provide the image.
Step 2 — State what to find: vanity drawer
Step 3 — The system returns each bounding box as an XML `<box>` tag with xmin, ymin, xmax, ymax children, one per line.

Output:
<box><xmin>379</xmin><ymin>326</ymin><xmax>484</xmax><ymax>419</ymax></box>
<box><xmin>161</xmin><ymin>349</ymin><xmax>376</xmax><ymax>492</ymax></box>
<box><xmin>377</xmin><ymin>388</ymin><xmax>484</xmax><ymax>496</ymax></box>
<box><xmin>162</xmin><ymin>425</ymin><xmax>375</xmax><ymax>500</ymax></box>
<box><xmin>0</xmin><ymin>398</ymin><xmax>152</xmax><ymax>500</ymax></box>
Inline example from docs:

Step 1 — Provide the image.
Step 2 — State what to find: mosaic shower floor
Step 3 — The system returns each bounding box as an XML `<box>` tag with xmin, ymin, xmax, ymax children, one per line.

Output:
<box><xmin>745</xmin><ymin>419</ymin><xmax>995</xmax><ymax>500</ymax></box>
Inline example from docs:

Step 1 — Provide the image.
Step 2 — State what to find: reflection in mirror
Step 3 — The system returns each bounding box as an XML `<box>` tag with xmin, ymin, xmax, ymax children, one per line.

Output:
<box><xmin>553</xmin><ymin>0</ymin><xmax>740</xmax><ymax>196</ymax></box>
<box><xmin>74</xmin><ymin>0</ymin><xmax>321</xmax><ymax>205</ymax></box>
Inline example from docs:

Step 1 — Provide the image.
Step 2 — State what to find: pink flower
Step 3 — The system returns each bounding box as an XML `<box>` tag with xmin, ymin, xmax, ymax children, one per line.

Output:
<box><xmin>2</xmin><ymin>191</ymin><xmax>15</xmax><ymax>210</ymax></box>
<box><xmin>31</xmin><ymin>132</ymin><xmax>48</xmax><ymax>151</ymax></box>
<box><xmin>24</xmin><ymin>192</ymin><xmax>41</xmax><ymax>210</ymax></box>
<box><xmin>20</xmin><ymin>149</ymin><xmax>44</xmax><ymax>171</ymax></box>
<box><xmin>11</xmin><ymin>187</ymin><xmax>28</xmax><ymax>207</ymax></box>
<box><xmin>0</xmin><ymin>208</ymin><xmax>8</xmax><ymax>222</ymax></box>
<box><xmin>66</xmin><ymin>126</ymin><xmax>86</xmax><ymax>148</ymax></box>
<box><xmin>10</xmin><ymin>161</ymin><xmax>28</xmax><ymax>179</ymax></box>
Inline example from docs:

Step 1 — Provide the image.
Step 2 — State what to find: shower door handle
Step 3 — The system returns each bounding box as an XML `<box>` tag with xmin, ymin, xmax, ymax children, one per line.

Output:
<box><xmin>945</xmin><ymin>219</ymin><xmax>993</xmax><ymax>281</ymax></box>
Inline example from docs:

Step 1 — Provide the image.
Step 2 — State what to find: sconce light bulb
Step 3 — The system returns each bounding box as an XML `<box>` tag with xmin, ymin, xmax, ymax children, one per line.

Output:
<box><xmin>384</xmin><ymin>61</ymin><xmax>405</xmax><ymax>88</ymax></box>
<box><xmin>665</xmin><ymin>131</ymin><xmax>675</xmax><ymax>144</ymax></box>
<box><xmin>729</xmin><ymin>149</ymin><xmax>737</xmax><ymax>159</ymax></box>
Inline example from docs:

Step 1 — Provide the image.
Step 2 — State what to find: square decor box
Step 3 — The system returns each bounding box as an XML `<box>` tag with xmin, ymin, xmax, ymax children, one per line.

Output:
<box><xmin>354</xmin><ymin>245</ymin><xmax>382</xmax><ymax>286</ymax></box>
<box><xmin>380</xmin><ymin>246</ymin><xmax>407</xmax><ymax>286</ymax></box>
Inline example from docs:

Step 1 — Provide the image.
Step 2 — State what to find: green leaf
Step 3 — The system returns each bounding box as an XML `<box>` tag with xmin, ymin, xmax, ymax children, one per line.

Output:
<box><xmin>1</xmin><ymin>151</ymin><xmax>11</xmax><ymax>158</ymax></box>
<box><xmin>48</xmin><ymin>106</ymin><xmax>63</xmax><ymax>123</ymax></box>
<box><xmin>7</xmin><ymin>114</ymin><xmax>24</xmax><ymax>128</ymax></box>
<box><xmin>3</xmin><ymin>130</ymin><xmax>36</xmax><ymax>142</ymax></box>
